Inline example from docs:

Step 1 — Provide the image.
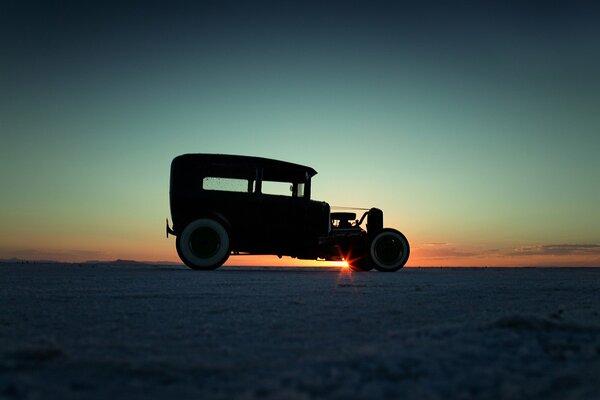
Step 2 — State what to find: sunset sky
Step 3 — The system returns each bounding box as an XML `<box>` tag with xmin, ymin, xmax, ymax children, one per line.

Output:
<box><xmin>1</xmin><ymin>0</ymin><xmax>599</xmax><ymax>267</ymax></box>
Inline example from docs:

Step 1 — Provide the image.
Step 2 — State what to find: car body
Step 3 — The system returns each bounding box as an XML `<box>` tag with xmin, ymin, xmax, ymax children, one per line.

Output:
<box><xmin>167</xmin><ymin>153</ymin><xmax>409</xmax><ymax>271</ymax></box>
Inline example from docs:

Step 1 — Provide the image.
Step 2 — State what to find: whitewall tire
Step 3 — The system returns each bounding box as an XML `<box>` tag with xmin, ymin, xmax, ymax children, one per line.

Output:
<box><xmin>370</xmin><ymin>229</ymin><xmax>410</xmax><ymax>272</ymax></box>
<box><xmin>176</xmin><ymin>219</ymin><xmax>230</xmax><ymax>270</ymax></box>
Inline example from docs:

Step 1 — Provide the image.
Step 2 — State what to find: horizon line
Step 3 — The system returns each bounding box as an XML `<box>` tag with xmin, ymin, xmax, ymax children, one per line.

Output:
<box><xmin>1</xmin><ymin>257</ymin><xmax>599</xmax><ymax>269</ymax></box>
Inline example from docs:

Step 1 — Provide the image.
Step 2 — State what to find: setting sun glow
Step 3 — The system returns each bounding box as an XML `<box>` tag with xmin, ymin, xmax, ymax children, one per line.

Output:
<box><xmin>1</xmin><ymin>2</ymin><xmax>599</xmax><ymax>267</ymax></box>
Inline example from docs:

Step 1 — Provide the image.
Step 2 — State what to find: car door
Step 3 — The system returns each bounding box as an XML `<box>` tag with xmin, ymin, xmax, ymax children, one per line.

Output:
<box><xmin>258</xmin><ymin>180</ymin><xmax>308</xmax><ymax>254</ymax></box>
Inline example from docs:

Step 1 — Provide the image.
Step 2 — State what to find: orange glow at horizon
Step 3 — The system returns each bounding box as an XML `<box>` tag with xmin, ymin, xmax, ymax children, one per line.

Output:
<box><xmin>224</xmin><ymin>255</ymin><xmax>349</xmax><ymax>268</ymax></box>
<box><xmin>2</xmin><ymin>235</ymin><xmax>598</xmax><ymax>268</ymax></box>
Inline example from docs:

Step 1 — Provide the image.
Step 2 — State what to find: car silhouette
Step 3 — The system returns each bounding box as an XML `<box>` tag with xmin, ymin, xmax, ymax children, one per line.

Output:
<box><xmin>167</xmin><ymin>154</ymin><xmax>410</xmax><ymax>271</ymax></box>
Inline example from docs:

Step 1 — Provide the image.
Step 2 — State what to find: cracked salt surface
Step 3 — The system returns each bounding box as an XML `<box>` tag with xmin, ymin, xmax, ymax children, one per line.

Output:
<box><xmin>1</xmin><ymin>264</ymin><xmax>599</xmax><ymax>399</ymax></box>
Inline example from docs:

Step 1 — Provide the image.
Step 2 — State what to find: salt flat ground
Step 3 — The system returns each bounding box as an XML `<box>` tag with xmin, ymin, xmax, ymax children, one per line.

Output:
<box><xmin>1</xmin><ymin>264</ymin><xmax>599</xmax><ymax>400</ymax></box>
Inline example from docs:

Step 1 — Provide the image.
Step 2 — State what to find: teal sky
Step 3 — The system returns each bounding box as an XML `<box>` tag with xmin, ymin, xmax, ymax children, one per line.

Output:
<box><xmin>1</xmin><ymin>1</ymin><xmax>599</xmax><ymax>265</ymax></box>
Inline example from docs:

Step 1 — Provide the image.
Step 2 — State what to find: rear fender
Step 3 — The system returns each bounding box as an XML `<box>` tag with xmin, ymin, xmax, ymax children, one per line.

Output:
<box><xmin>171</xmin><ymin>211</ymin><xmax>231</xmax><ymax>237</ymax></box>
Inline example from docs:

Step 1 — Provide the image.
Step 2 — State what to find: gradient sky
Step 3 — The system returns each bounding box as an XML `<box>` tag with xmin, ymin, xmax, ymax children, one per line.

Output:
<box><xmin>1</xmin><ymin>0</ymin><xmax>599</xmax><ymax>266</ymax></box>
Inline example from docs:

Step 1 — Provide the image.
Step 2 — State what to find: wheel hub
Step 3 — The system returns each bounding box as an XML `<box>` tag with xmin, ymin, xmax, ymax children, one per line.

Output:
<box><xmin>189</xmin><ymin>227</ymin><xmax>221</xmax><ymax>258</ymax></box>
<box><xmin>374</xmin><ymin>236</ymin><xmax>402</xmax><ymax>265</ymax></box>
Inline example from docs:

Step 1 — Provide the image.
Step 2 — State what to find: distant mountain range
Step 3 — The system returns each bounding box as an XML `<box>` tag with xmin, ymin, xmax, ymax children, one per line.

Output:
<box><xmin>83</xmin><ymin>259</ymin><xmax>145</xmax><ymax>265</ymax></box>
<box><xmin>0</xmin><ymin>257</ymin><xmax>61</xmax><ymax>264</ymax></box>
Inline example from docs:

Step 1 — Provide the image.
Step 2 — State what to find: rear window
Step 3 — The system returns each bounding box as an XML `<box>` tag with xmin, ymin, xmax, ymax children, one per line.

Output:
<box><xmin>203</xmin><ymin>177</ymin><xmax>253</xmax><ymax>193</ymax></box>
<box><xmin>262</xmin><ymin>180</ymin><xmax>293</xmax><ymax>196</ymax></box>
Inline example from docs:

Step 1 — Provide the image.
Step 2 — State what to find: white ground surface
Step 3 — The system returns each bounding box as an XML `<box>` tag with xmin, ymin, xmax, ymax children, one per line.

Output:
<box><xmin>1</xmin><ymin>264</ymin><xmax>599</xmax><ymax>399</ymax></box>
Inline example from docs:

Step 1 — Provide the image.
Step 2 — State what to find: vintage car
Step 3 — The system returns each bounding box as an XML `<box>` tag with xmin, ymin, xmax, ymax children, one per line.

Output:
<box><xmin>167</xmin><ymin>154</ymin><xmax>409</xmax><ymax>271</ymax></box>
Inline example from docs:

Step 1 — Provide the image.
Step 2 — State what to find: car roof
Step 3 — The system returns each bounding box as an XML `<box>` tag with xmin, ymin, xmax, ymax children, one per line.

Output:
<box><xmin>172</xmin><ymin>153</ymin><xmax>318</xmax><ymax>180</ymax></box>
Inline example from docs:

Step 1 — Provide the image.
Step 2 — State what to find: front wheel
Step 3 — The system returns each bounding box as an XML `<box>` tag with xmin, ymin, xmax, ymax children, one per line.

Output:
<box><xmin>370</xmin><ymin>229</ymin><xmax>410</xmax><ymax>272</ymax></box>
<box><xmin>176</xmin><ymin>219</ymin><xmax>230</xmax><ymax>270</ymax></box>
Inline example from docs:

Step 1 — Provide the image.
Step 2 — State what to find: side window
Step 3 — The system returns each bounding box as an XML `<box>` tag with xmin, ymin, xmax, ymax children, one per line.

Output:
<box><xmin>203</xmin><ymin>177</ymin><xmax>252</xmax><ymax>193</ymax></box>
<box><xmin>262</xmin><ymin>180</ymin><xmax>293</xmax><ymax>196</ymax></box>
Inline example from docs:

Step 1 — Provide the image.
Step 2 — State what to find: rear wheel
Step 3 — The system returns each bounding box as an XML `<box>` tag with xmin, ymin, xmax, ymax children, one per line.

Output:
<box><xmin>370</xmin><ymin>229</ymin><xmax>410</xmax><ymax>272</ymax></box>
<box><xmin>176</xmin><ymin>219</ymin><xmax>230</xmax><ymax>270</ymax></box>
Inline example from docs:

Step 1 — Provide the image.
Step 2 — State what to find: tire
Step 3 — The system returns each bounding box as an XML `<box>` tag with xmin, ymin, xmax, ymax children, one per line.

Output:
<box><xmin>176</xmin><ymin>219</ymin><xmax>230</xmax><ymax>270</ymax></box>
<box><xmin>370</xmin><ymin>229</ymin><xmax>410</xmax><ymax>272</ymax></box>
